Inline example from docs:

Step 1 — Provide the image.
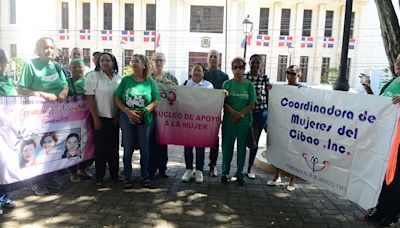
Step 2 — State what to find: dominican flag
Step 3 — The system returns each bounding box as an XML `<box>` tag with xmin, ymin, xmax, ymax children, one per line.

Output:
<box><xmin>79</xmin><ymin>29</ymin><xmax>90</xmax><ymax>40</ymax></box>
<box><xmin>156</xmin><ymin>32</ymin><xmax>161</xmax><ymax>47</ymax></box>
<box><xmin>144</xmin><ymin>31</ymin><xmax>155</xmax><ymax>42</ymax></box>
<box><xmin>122</xmin><ymin>30</ymin><xmax>134</xmax><ymax>42</ymax></box>
<box><xmin>256</xmin><ymin>35</ymin><xmax>270</xmax><ymax>47</ymax></box>
<box><xmin>301</xmin><ymin>36</ymin><xmax>313</xmax><ymax>48</ymax></box>
<box><xmin>278</xmin><ymin>35</ymin><xmax>293</xmax><ymax>47</ymax></box>
<box><xmin>58</xmin><ymin>29</ymin><xmax>69</xmax><ymax>40</ymax></box>
<box><xmin>241</xmin><ymin>25</ymin><xmax>254</xmax><ymax>48</ymax></box>
<box><xmin>323</xmin><ymin>37</ymin><xmax>334</xmax><ymax>48</ymax></box>
<box><xmin>101</xmin><ymin>30</ymin><xmax>113</xmax><ymax>41</ymax></box>
<box><xmin>349</xmin><ymin>37</ymin><xmax>356</xmax><ymax>49</ymax></box>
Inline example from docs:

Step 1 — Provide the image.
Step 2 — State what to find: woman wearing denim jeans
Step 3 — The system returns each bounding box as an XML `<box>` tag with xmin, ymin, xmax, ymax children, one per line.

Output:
<box><xmin>244</xmin><ymin>54</ymin><xmax>270</xmax><ymax>179</ymax></box>
<box><xmin>115</xmin><ymin>54</ymin><xmax>160</xmax><ymax>189</ymax></box>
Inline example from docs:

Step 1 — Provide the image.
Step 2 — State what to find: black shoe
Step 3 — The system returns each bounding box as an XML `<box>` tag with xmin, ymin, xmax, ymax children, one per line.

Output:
<box><xmin>237</xmin><ymin>178</ymin><xmax>245</xmax><ymax>187</ymax></box>
<box><xmin>364</xmin><ymin>208</ymin><xmax>384</xmax><ymax>223</ymax></box>
<box><xmin>159</xmin><ymin>172</ymin><xmax>169</xmax><ymax>178</ymax></box>
<box><xmin>380</xmin><ymin>216</ymin><xmax>399</xmax><ymax>227</ymax></box>
<box><xmin>95</xmin><ymin>178</ymin><xmax>104</xmax><ymax>187</ymax></box>
<box><xmin>111</xmin><ymin>176</ymin><xmax>124</xmax><ymax>182</ymax></box>
<box><xmin>221</xmin><ymin>176</ymin><xmax>228</xmax><ymax>184</ymax></box>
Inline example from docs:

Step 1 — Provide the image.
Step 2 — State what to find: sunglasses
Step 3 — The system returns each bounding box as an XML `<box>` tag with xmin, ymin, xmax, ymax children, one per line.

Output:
<box><xmin>233</xmin><ymin>66</ymin><xmax>244</xmax><ymax>70</ymax></box>
<box><xmin>286</xmin><ymin>71</ymin><xmax>297</xmax><ymax>76</ymax></box>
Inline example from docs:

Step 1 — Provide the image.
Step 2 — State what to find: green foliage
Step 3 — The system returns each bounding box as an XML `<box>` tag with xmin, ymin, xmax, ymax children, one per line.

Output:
<box><xmin>321</xmin><ymin>67</ymin><xmax>339</xmax><ymax>85</ymax></box>
<box><xmin>123</xmin><ymin>65</ymin><xmax>133</xmax><ymax>77</ymax></box>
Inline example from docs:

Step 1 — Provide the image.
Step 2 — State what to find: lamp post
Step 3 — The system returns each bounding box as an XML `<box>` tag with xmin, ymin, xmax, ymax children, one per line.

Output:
<box><xmin>120</xmin><ymin>40</ymin><xmax>127</xmax><ymax>76</ymax></box>
<box><xmin>242</xmin><ymin>15</ymin><xmax>253</xmax><ymax>61</ymax></box>
<box><xmin>333</xmin><ymin>0</ymin><xmax>352</xmax><ymax>91</ymax></box>
<box><xmin>288</xmin><ymin>44</ymin><xmax>294</xmax><ymax>66</ymax></box>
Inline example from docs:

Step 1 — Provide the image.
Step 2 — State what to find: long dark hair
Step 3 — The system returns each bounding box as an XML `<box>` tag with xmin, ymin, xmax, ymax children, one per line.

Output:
<box><xmin>62</xmin><ymin>133</ymin><xmax>81</xmax><ymax>159</ymax></box>
<box><xmin>95</xmin><ymin>52</ymin><xmax>119</xmax><ymax>74</ymax></box>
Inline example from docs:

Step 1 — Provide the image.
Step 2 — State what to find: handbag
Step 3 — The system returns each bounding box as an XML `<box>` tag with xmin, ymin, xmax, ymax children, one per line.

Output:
<box><xmin>246</xmin><ymin>126</ymin><xmax>258</xmax><ymax>149</ymax></box>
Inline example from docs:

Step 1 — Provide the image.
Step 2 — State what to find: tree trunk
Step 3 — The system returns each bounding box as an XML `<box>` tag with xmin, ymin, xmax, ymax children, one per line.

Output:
<box><xmin>374</xmin><ymin>0</ymin><xmax>400</xmax><ymax>76</ymax></box>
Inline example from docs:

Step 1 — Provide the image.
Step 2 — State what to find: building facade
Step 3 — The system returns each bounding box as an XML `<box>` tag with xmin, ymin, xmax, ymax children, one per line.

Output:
<box><xmin>0</xmin><ymin>0</ymin><xmax>394</xmax><ymax>89</ymax></box>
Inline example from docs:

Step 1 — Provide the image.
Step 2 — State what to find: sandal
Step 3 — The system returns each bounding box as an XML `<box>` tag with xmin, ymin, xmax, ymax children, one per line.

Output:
<box><xmin>141</xmin><ymin>178</ymin><xmax>151</xmax><ymax>188</ymax></box>
<box><xmin>95</xmin><ymin>178</ymin><xmax>104</xmax><ymax>187</ymax></box>
<box><xmin>123</xmin><ymin>180</ymin><xmax>133</xmax><ymax>189</ymax></box>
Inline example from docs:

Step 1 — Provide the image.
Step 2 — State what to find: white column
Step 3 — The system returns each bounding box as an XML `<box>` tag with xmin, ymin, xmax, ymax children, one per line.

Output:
<box><xmin>311</xmin><ymin>3</ymin><xmax>327</xmax><ymax>85</ymax></box>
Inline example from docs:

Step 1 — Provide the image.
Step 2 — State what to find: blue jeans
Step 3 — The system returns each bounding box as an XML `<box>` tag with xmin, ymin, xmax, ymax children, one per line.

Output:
<box><xmin>248</xmin><ymin>109</ymin><xmax>268</xmax><ymax>171</ymax></box>
<box><xmin>184</xmin><ymin>147</ymin><xmax>205</xmax><ymax>171</ymax></box>
<box><xmin>120</xmin><ymin>112</ymin><xmax>152</xmax><ymax>179</ymax></box>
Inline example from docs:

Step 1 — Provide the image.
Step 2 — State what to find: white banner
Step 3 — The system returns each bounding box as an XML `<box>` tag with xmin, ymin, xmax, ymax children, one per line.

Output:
<box><xmin>267</xmin><ymin>85</ymin><xmax>399</xmax><ymax>210</ymax></box>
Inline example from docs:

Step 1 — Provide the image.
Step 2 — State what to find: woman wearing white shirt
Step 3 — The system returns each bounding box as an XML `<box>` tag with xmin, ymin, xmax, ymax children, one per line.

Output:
<box><xmin>85</xmin><ymin>52</ymin><xmax>122</xmax><ymax>186</ymax></box>
<box><xmin>181</xmin><ymin>63</ymin><xmax>213</xmax><ymax>183</ymax></box>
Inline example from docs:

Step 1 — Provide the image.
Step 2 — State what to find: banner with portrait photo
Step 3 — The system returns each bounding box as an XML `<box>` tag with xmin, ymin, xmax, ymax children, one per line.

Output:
<box><xmin>267</xmin><ymin>85</ymin><xmax>399</xmax><ymax>210</ymax></box>
<box><xmin>0</xmin><ymin>96</ymin><xmax>94</xmax><ymax>184</ymax></box>
<box><xmin>155</xmin><ymin>84</ymin><xmax>225</xmax><ymax>147</ymax></box>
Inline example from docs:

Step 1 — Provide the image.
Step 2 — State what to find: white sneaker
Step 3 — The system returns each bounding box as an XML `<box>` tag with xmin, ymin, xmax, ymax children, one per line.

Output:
<box><xmin>212</xmin><ymin>168</ymin><xmax>218</xmax><ymax>177</ymax></box>
<box><xmin>286</xmin><ymin>185</ymin><xmax>296</xmax><ymax>191</ymax></box>
<box><xmin>246</xmin><ymin>172</ymin><xmax>256</xmax><ymax>179</ymax></box>
<box><xmin>181</xmin><ymin>169</ymin><xmax>193</xmax><ymax>182</ymax></box>
<box><xmin>267</xmin><ymin>177</ymin><xmax>282</xmax><ymax>186</ymax></box>
<box><xmin>195</xmin><ymin>170</ymin><xmax>203</xmax><ymax>183</ymax></box>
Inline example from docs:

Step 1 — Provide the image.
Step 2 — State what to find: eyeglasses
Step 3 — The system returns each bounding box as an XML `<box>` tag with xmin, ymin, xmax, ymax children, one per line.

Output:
<box><xmin>154</xmin><ymin>59</ymin><xmax>165</xmax><ymax>62</ymax></box>
<box><xmin>233</xmin><ymin>66</ymin><xmax>244</xmax><ymax>70</ymax></box>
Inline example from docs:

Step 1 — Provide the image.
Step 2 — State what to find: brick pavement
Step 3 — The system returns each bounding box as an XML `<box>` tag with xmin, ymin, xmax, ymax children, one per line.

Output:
<box><xmin>1</xmin><ymin>141</ymin><xmax>377</xmax><ymax>227</ymax></box>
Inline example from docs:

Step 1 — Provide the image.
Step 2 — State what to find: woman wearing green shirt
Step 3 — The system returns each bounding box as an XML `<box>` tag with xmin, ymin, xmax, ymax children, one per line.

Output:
<box><xmin>17</xmin><ymin>37</ymin><xmax>67</xmax><ymax>196</ymax></box>
<box><xmin>221</xmin><ymin>57</ymin><xmax>256</xmax><ymax>186</ymax></box>
<box><xmin>115</xmin><ymin>54</ymin><xmax>160</xmax><ymax>188</ymax></box>
<box><xmin>18</xmin><ymin>37</ymin><xmax>68</xmax><ymax>101</ymax></box>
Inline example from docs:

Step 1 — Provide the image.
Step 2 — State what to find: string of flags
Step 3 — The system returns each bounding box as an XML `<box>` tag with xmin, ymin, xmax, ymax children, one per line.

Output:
<box><xmin>58</xmin><ymin>29</ymin><xmax>160</xmax><ymax>45</ymax></box>
<box><xmin>58</xmin><ymin>29</ymin><xmax>356</xmax><ymax>50</ymax></box>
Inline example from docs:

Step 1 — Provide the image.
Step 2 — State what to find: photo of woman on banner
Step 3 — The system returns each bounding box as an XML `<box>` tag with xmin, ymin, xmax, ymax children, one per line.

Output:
<box><xmin>62</xmin><ymin>133</ymin><xmax>81</xmax><ymax>159</ymax></box>
<box><xmin>181</xmin><ymin>63</ymin><xmax>214</xmax><ymax>184</ymax></box>
<box><xmin>362</xmin><ymin>53</ymin><xmax>400</xmax><ymax>227</ymax></box>
<box><xmin>220</xmin><ymin>57</ymin><xmax>256</xmax><ymax>187</ymax></box>
<box><xmin>19</xmin><ymin>139</ymin><xmax>37</xmax><ymax>168</ymax></box>
<box><xmin>36</xmin><ymin>131</ymin><xmax>61</xmax><ymax>163</ymax></box>
<box><xmin>267</xmin><ymin>65</ymin><xmax>303</xmax><ymax>191</ymax></box>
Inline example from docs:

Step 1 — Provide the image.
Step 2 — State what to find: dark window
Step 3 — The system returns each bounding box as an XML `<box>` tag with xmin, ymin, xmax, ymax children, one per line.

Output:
<box><xmin>188</xmin><ymin>52</ymin><xmax>222</xmax><ymax>74</ymax></box>
<box><xmin>320</xmin><ymin>57</ymin><xmax>330</xmax><ymax>83</ymax></box>
<box><xmin>83</xmin><ymin>48</ymin><xmax>90</xmax><ymax>67</ymax></box>
<box><xmin>299</xmin><ymin>56</ymin><xmax>309</xmax><ymax>83</ymax></box>
<box><xmin>104</xmin><ymin>49</ymin><xmax>112</xmax><ymax>53</ymax></box>
<box><xmin>146</xmin><ymin>4</ymin><xmax>156</xmax><ymax>31</ymax></box>
<box><xmin>302</xmin><ymin>10</ymin><xmax>312</xmax><ymax>37</ymax></box>
<box><xmin>125</xmin><ymin>3</ymin><xmax>134</xmax><ymax>30</ymax></box>
<box><xmin>280</xmin><ymin>9</ymin><xmax>290</xmax><ymax>36</ymax></box>
<box><xmin>190</xmin><ymin>6</ymin><xmax>224</xmax><ymax>33</ymax></box>
<box><xmin>277</xmin><ymin>55</ymin><xmax>288</xmax><ymax>82</ymax></box>
<box><xmin>62</xmin><ymin>48</ymin><xmax>69</xmax><ymax>65</ymax></box>
<box><xmin>82</xmin><ymin>3</ymin><xmax>90</xmax><ymax>29</ymax></box>
<box><xmin>324</xmin><ymin>11</ymin><xmax>333</xmax><ymax>37</ymax></box>
<box><xmin>10</xmin><ymin>44</ymin><xmax>17</xmax><ymax>58</ymax></box>
<box><xmin>61</xmin><ymin>2</ymin><xmax>69</xmax><ymax>29</ymax></box>
<box><xmin>145</xmin><ymin>50</ymin><xmax>155</xmax><ymax>61</ymax></box>
<box><xmin>259</xmin><ymin>8</ymin><xmax>269</xmax><ymax>35</ymax></box>
<box><xmin>124</xmin><ymin>49</ymin><xmax>134</xmax><ymax>67</ymax></box>
<box><xmin>346</xmin><ymin>58</ymin><xmax>351</xmax><ymax>79</ymax></box>
<box><xmin>10</xmin><ymin>0</ymin><xmax>16</xmax><ymax>24</ymax></box>
<box><xmin>104</xmin><ymin>3</ymin><xmax>112</xmax><ymax>30</ymax></box>
<box><xmin>350</xmin><ymin>12</ymin><xmax>355</xmax><ymax>37</ymax></box>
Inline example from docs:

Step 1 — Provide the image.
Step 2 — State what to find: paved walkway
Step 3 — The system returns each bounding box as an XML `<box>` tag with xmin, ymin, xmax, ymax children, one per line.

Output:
<box><xmin>1</xmin><ymin>137</ymin><xmax>376</xmax><ymax>227</ymax></box>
